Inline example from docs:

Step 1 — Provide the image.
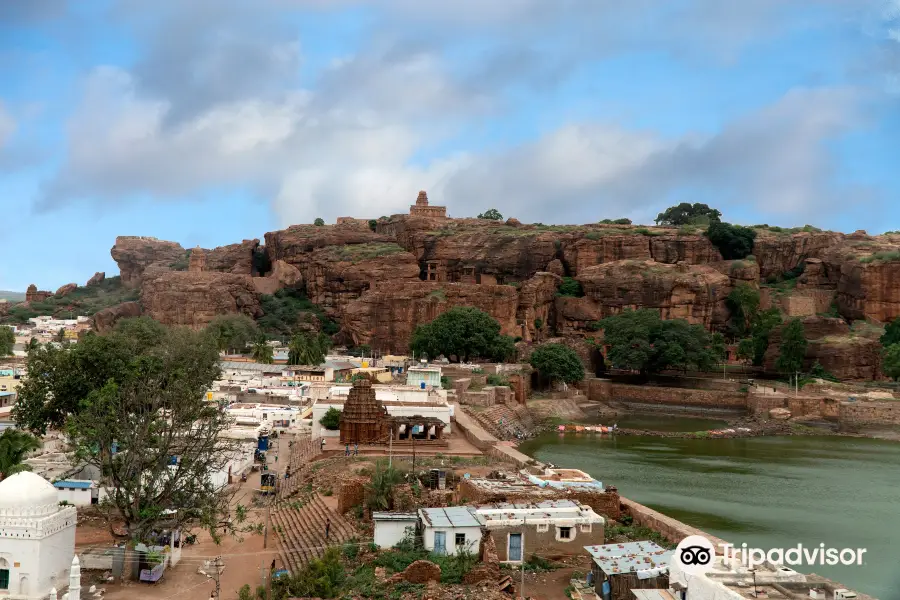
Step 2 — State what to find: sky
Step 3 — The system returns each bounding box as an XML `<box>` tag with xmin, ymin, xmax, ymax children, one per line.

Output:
<box><xmin>0</xmin><ymin>0</ymin><xmax>899</xmax><ymax>291</ymax></box>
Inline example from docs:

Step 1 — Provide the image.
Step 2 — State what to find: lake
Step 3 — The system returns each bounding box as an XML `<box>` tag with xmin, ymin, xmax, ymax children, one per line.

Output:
<box><xmin>519</xmin><ymin>419</ymin><xmax>899</xmax><ymax>598</ymax></box>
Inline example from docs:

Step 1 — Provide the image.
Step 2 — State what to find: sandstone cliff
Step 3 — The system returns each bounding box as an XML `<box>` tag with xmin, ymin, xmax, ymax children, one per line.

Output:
<box><xmin>141</xmin><ymin>271</ymin><xmax>262</xmax><ymax>328</ymax></box>
<box><xmin>111</xmin><ymin>236</ymin><xmax>187</xmax><ymax>288</ymax></box>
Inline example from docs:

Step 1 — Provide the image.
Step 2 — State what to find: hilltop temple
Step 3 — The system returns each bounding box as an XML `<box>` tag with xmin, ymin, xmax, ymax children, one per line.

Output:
<box><xmin>409</xmin><ymin>191</ymin><xmax>447</xmax><ymax>218</ymax></box>
<box><xmin>0</xmin><ymin>472</ymin><xmax>77</xmax><ymax>599</ymax></box>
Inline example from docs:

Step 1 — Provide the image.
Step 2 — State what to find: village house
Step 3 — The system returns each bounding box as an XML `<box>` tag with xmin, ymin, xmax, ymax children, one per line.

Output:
<box><xmin>419</xmin><ymin>507</ymin><xmax>484</xmax><ymax>556</ymax></box>
<box><xmin>372</xmin><ymin>513</ymin><xmax>419</xmax><ymax>549</ymax></box>
<box><xmin>585</xmin><ymin>541</ymin><xmax>674</xmax><ymax>600</ymax></box>
<box><xmin>53</xmin><ymin>480</ymin><xmax>107</xmax><ymax>507</ymax></box>
<box><xmin>478</xmin><ymin>500</ymin><xmax>605</xmax><ymax>563</ymax></box>
<box><xmin>405</xmin><ymin>364</ymin><xmax>442</xmax><ymax>389</ymax></box>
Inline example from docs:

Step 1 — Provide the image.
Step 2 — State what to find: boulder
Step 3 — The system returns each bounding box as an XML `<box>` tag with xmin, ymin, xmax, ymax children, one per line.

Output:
<box><xmin>769</xmin><ymin>408</ymin><xmax>792</xmax><ymax>420</ymax></box>
<box><xmin>252</xmin><ymin>260</ymin><xmax>303</xmax><ymax>295</ymax></box>
<box><xmin>389</xmin><ymin>560</ymin><xmax>441</xmax><ymax>584</ymax></box>
<box><xmin>55</xmin><ymin>283</ymin><xmax>78</xmax><ymax>297</ymax></box>
<box><xmin>91</xmin><ymin>301</ymin><xmax>143</xmax><ymax>333</ymax></box>
<box><xmin>110</xmin><ymin>236</ymin><xmax>186</xmax><ymax>288</ymax></box>
<box><xmin>86</xmin><ymin>272</ymin><xmax>106</xmax><ymax>286</ymax></box>
<box><xmin>25</xmin><ymin>284</ymin><xmax>52</xmax><ymax>303</ymax></box>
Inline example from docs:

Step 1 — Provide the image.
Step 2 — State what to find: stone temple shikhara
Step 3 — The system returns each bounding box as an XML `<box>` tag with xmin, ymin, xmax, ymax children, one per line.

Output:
<box><xmin>0</xmin><ymin>472</ymin><xmax>77</xmax><ymax>599</ymax></box>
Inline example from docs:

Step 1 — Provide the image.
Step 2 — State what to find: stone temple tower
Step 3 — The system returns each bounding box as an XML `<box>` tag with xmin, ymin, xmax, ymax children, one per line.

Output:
<box><xmin>409</xmin><ymin>190</ymin><xmax>447</xmax><ymax>217</ymax></box>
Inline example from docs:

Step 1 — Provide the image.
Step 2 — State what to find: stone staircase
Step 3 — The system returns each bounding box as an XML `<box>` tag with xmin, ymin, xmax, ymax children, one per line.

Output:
<box><xmin>466</xmin><ymin>405</ymin><xmax>535</xmax><ymax>440</ymax></box>
<box><xmin>272</xmin><ymin>493</ymin><xmax>356</xmax><ymax>574</ymax></box>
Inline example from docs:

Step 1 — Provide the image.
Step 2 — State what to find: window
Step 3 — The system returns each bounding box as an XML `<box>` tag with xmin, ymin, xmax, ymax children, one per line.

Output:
<box><xmin>580</xmin><ymin>524</ymin><xmax>592</xmax><ymax>533</ymax></box>
<box><xmin>455</xmin><ymin>533</ymin><xmax>466</xmax><ymax>546</ymax></box>
<box><xmin>536</xmin><ymin>523</ymin><xmax>549</xmax><ymax>533</ymax></box>
<box><xmin>558</xmin><ymin>526</ymin><xmax>572</xmax><ymax>539</ymax></box>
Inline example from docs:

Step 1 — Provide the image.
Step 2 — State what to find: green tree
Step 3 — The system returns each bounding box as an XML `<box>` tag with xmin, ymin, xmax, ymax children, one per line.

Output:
<box><xmin>0</xmin><ymin>326</ymin><xmax>14</xmax><ymax>356</ymax></box>
<box><xmin>368</xmin><ymin>219</ymin><xmax>378</xmax><ymax>232</ymax></box>
<box><xmin>775</xmin><ymin>319</ymin><xmax>808</xmax><ymax>375</ymax></box>
<box><xmin>114</xmin><ymin>316</ymin><xmax>168</xmax><ymax>348</ymax></box>
<box><xmin>314</xmin><ymin>218</ymin><xmax>325</xmax><ymax>226</ymax></box>
<box><xmin>882</xmin><ymin>344</ymin><xmax>900</xmax><ymax>381</ymax></box>
<box><xmin>27</xmin><ymin>337</ymin><xmax>39</xmax><ymax>352</ymax></box>
<box><xmin>251</xmin><ymin>335</ymin><xmax>274</xmax><ymax>364</ymax></box>
<box><xmin>0</xmin><ymin>429</ymin><xmax>41</xmax><ymax>480</ymax></box>
<box><xmin>600</xmin><ymin>218</ymin><xmax>632</xmax><ymax>225</ymax></box>
<box><xmin>477</xmin><ymin>208</ymin><xmax>503</xmax><ymax>220</ymax></box>
<box><xmin>409</xmin><ymin>307</ymin><xmax>516</xmax><ymax>363</ymax></box>
<box><xmin>55</xmin><ymin>328</ymin><xmax>66</xmax><ymax>343</ymax></box>
<box><xmin>556</xmin><ymin>277</ymin><xmax>584</xmax><ymax>298</ymax></box>
<box><xmin>205</xmin><ymin>314</ymin><xmax>259</xmax><ymax>354</ymax></box>
<box><xmin>727</xmin><ymin>283</ymin><xmax>761</xmax><ymax>336</ymax></box>
<box><xmin>288</xmin><ymin>331</ymin><xmax>329</xmax><ymax>366</ymax></box>
<box><xmin>365</xmin><ymin>459</ymin><xmax>403</xmax><ymax>511</ymax></box>
<box><xmin>880</xmin><ymin>317</ymin><xmax>900</xmax><ymax>347</ymax></box>
<box><xmin>706</xmin><ymin>222</ymin><xmax>756</xmax><ymax>260</ymax></box>
<box><xmin>529</xmin><ymin>343</ymin><xmax>584</xmax><ymax>384</ymax></box>
<box><xmin>15</xmin><ymin>323</ymin><xmax>243</xmax><ymax>544</ymax></box>
<box><xmin>655</xmin><ymin>203</ymin><xmax>722</xmax><ymax>227</ymax></box>
<box><xmin>599</xmin><ymin>309</ymin><xmax>724</xmax><ymax>375</ymax></box>
<box><xmin>748</xmin><ymin>308</ymin><xmax>783</xmax><ymax>366</ymax></box>
<box><xmin>319</xmin><ymin>407</ymin><xmax>342</xmax><ymax>430</ymax></box>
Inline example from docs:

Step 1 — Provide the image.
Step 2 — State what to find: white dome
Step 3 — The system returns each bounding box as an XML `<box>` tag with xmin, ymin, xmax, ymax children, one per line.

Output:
<box><xmin>0</xmin><ymin>471</ymin><xmax>60</xmax><ymax>515</ymax></box>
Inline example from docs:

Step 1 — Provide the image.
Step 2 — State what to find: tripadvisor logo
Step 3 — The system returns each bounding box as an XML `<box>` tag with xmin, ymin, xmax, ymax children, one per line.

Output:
<box><xmin>672</xmin><ymin>535</ymin><xmax>716</xmax><ymax>576</ymax></box>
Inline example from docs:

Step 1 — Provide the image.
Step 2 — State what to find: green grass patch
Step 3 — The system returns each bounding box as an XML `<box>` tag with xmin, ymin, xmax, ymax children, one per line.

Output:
<box><xmin>322</xmin><ymin>242</ymin><xmax>407</xmax><ymax>263</ymax></box>
<box><xmin>257</xmin><ymin>288</ymin><xmax>339</xmax><ymax>336</ymax></box>
<box><xmin>859</xmin><ymin>251</ymin><xmax>900</xmax><ymax>264</ymax></box>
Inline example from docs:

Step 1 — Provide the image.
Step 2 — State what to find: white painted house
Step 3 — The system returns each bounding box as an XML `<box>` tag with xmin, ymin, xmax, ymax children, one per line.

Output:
<box><xmin>53</xmin><ymin>480</ymin><xmax>108</xmax><ymax>507</ymax></box>
<box><xmin>372</xmin><ymin>513</ymin><xmax>419</xmax><ymax>549</ymax></box>
<box><xmin>418</xmin><ymin>507</ymin><xmax>484</xmax><ymax>556</ymax></box>
<box><xmin>0</xmin><ymin>472</ymin><xmax>77</xmax><ymax>599</ymax></box>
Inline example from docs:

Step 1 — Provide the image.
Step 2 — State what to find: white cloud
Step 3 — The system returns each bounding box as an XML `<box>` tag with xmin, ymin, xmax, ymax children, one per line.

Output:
<box><xmin>0</xmin><ymin>101</ymin><xmax>14</xmax><ymax>149</ymax></box>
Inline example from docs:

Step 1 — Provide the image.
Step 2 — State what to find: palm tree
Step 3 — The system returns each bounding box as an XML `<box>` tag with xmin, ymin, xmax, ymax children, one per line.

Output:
<box><xmin>288</xmin><ymin>332</ymin><xmax>328</xmax><ymax>366</ymax></box>
<box><xmin>251</xmin><ymin>335</ymin><xmax>274</xmax><ymax>364</ymax></box>
<box><xmin>364</xmin><ymin>460</ymin><xmax>403</xmax><ymax>511</ymax></box>
<box><xmin>0</xmin><ymin>429</ymin><xmax>41</xmax><ymax>480</ymax></box>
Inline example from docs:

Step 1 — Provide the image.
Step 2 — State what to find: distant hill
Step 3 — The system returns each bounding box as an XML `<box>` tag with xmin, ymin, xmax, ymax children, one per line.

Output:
<box><xmin>0</xmin><ymin>290</ymin><xmax>25</xmax><ymax>302</ymax></box>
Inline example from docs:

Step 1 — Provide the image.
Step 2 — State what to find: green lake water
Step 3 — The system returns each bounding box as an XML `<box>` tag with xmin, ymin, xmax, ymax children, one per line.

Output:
<box><xmin>519</xmin><ymin>419</ymin><xmax>900</xmax><ymax>598</ymax></box>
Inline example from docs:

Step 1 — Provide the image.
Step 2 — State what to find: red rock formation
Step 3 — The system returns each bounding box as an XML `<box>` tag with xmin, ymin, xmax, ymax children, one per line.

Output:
<box><xmin>54</xmin><ymin>283</ymin><xmax>78</xmax><ymax>297</ymax></box>
<box><xmin>86</xmin><ymin>272</ymin><xmax>105</xmax><ymax>286</ymax></box>
<box><xmin>562</xmin><ymin>235</ymin><xmax>651</xmax><ymax>275</ymax></box>
<box><xmin>141</xmin><ymin>271</ymin><xmax>262</xmax><ymax>328</ymax></box>
<box><xmin>188</xmin><ymin>246</ymin><xmax>207</xmax><ymax>272</ymax></box>
<box><xmin>649</xmin><ymin>234</ymin><xmax>722</xmax><ymax>264</ymax></box>
<box><xmin>752</xmin><ymin>231</ymin><xmax>844</xmax><ymax>280</ymax></box>
<box><xmin>577</xmin><ymin>260</ymin><xmax>731</xmax><ymax>329</ymax></box>
<box><xmin>710</xmin><ymin>259</ymin><xmax>760</xmax><ymax>287</ymax></box>
<box><xmin>252</xmin><ymin>260</ymin><xmax>303</xmax><ymax>295</ymax></box>
<box><xmin>341</xmin><ymin>282</ymin><xmax>520</xmax><ymax>352</ymax></box>
<box><xmin>516</xmin><ymin>272</ymin><xmax>561</xmax><ymax>342</ymax></box>
<box><xmin>837</xmin><ymin>258</ymin><xmax>900</xmax><ymax>323</ymax></box>
<box><xmin>91</xmin><ymin>301</ymin><xmax>143</xmax><ymax>333</ymax></box>
<box><xmin>205</xmin><ymin>239</ymin><xmax>259</xmax><ymax>275</ymax></box>
<box><xmin>554</xmin><ymin>296</ymin><xmax>604</xmax><ymax>335</ymax></box>
<box><xmin>110</xmin><ymin>236</ymin><xmax>187</xmax><ymax>288</ymax></box>
<box><xmin>762</xmin><ymin>316</ymin><xmax>882</xmax><ymax>380</ymax></box>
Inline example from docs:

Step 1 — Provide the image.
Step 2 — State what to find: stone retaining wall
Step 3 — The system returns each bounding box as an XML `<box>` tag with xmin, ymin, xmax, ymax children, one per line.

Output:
<box><xmin>601</xmin><ymin>382</ymin><xmax>748</xmax><ymax>409</ymax></box>
<box><xmin>620</xmin><ymin>497</ymin><xmax>730</xmax><ymax>552</ymax></box>
<box><xmin>839</xmin><ymin>400</ymin><xmax>900</xmax><ymax>426</ymax></box>
<box><xmin>747</xmin><ymin>393</ymin><xmax>841</xmax><ymax>420</ymax></box>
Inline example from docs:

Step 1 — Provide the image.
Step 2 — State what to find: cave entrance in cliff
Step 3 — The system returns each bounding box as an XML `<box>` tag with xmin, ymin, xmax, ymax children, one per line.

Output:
<box><xmin>590</xmin><ymin>347</ymin><xmax>607</xmax><ymax>377</ymax></box>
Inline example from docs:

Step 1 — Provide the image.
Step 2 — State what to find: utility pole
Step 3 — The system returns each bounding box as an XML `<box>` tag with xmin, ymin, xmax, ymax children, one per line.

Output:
<box><xmin>388</xmin><ymin>427</ymin><xmax>393</xmax><ymax>468</ymax></box>
<box><xmin>264</xmin><ymin>494</ymin><xmax>272</xmax><ymax>548</ymax></box>
<box><xmin>212</xmin><ymin>556</ymin><xmax>222</xmax><ymax>600</ymax></box>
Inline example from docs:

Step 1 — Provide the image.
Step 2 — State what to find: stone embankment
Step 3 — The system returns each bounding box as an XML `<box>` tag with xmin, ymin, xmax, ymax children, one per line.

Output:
<box><xmin>271</xmin><ymin>493</ymin><xmax>355</xmax><ymax>573</ymax></box>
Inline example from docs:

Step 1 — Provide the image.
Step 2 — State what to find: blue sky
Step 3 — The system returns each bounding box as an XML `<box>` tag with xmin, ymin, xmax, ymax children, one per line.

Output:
<box><xmin>0</xmin><ymin>0</ymin><xmax>898</xmax><ymax>291</ymax></box>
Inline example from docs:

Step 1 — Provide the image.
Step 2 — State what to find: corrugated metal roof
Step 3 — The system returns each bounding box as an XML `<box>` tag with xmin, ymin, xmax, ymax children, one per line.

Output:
<box><xmin>54</xmin><ymin>480</ymin><xmax>92</xmax><ymax>489</ymax></box>
<box><xmin>419</xmin><ymin>506</ymin><xmax>484</xmax><ymax>528</ymax></box>
<box><xmin>632</xmin><ymin>590</ymin><xmax>676</xmax><ymax>600</ymax></box>
<box><xmin>584</xmin><ymin>541</ymin><xmax>673</xmax><ymax>575</ymax></box>
<box><xmin>373</xmin><ymin>512</ymin><xmax>419</xmax><ymax>521</ymax></box>
<box><xmin>220</xmin><ymin>361</ymin><xmax>285</xmax><ymax>372</ymax></box>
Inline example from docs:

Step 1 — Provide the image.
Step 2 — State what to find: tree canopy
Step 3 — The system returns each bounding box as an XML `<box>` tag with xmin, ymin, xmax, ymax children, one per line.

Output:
<box><xmin>528</xmin><ymin>343</ymin><xmax>584</xmax><ymax>384</ymax></box>
<box><xmin>205</xmin><ymin>314</ymin><xmax>259</xmax><ymax>354</ymax></box>
<box><xmin>0</xmin><ymin>429</ymin><xmax>40</xmax><ymax>480</ymax></box>
<box><xmin>655</xmin><ymin>203</ymin><xmax>722</xmax><ymax>227</ymax></box>
<box><xmin>727</xmin><ymin>283</ymin><xmax>761</xmax><ymax>337</ymax></box>
<box><xmin>556</xmin><ymin>277</ymin><xmax>584</xmax><ymax>298</ymax></box>
<box><xmin>599</xmin><ymin>309</ymin><xmax>725</xmax><ymax>375</ymax></box>
<box><xmin>0</xmin><ymin>326</ymin><xmax>14</xmax><ymax>356</ymax></box>
<box><xmin>882</xmin><ymin>344</ymin><xmax>900</xmax><ymax>381</ymax></box>
<box><xmin>706</xmin><ymin>222</ymin><xmax>756</xmax><ymax>260</ymax></box>
<box><xmin>288</xmin><ymin>331</ymin><xmax>331</xmax><ymax>366</ymax></box>
<box><xmin>251</xmin><ymin>334</ymin><xmax>274</xmax><ymax>364</ymax></box>
<box><xmin>319</xmin><ymin>407</ymin><xmax>342</xmax><ymax>430</ymax></box>
<box><xmin>775</xmin><ymin>319</ymin><xmax>808</xmax><ymax>375</ymax></box>
<box><xmin>477</xmin><ymin>208</ymin><xmax>503</xmax><ymax>220</ymax></box>
<box><xmin>746</xmin><ymin>308</ymin><xmax>783</xmax><ymax>366</ymax></box>
<box><xmin>410</xmin><ymin>307</ymin><xmax>516</xmax><ymax>363</ymax></box>
<box><xmin>14</xmin><ymin>318</ymin><xmax>244</xmax><ymax>543</ymax></box>
<box><xmin>880</xmin><ymin>317</ymin><xmax>900</xmax><ymax>347</ymax></box>
<box><xmin>314</xmin><ymin>218</ymin><xmax>325</xmax><ymax>226</ymax></box>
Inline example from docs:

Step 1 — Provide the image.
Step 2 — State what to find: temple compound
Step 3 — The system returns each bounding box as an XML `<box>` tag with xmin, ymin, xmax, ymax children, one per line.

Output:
<box><xmin>409</xmin><ymin>191</ymin><xmax>447</xmax><ymax>218</ymax></box>
<box><xmin>0</xmin><ymin>472</ymin><xmax>77</xmax><ymax>599</ymax></box>
<box><xmin>338</xmin><ymin>379</ymin><xmax>447</xmax><ymax>445</ymax></box>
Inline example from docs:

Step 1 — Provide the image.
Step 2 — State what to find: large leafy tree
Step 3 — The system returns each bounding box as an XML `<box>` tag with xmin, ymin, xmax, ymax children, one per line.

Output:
<box><xmin>775</xmin><ymin>318</ymin><xmax>808</xmax><ymax>375</ymax></box>
<box><xmin>706</xmin><ymin>222</ymin><xmax>756</xmax><ymax>259</ymax></box>
<box><xmin>0</xmin><ymin>429</ymin><xmax>40</xmax><ymax>480</ymax></box>
<box><xmin>14</xmin><ymin>319</ymin><xmax>245</xmax><ymax>544</ymax></box>
<box><xmin>288</xmin><ymin>331</ymin><xmax>330</xmax><ymax>366</ymax></box>
<box><xmin>882</xmin><ymin>344</ymin><xmax>900</xmax><ymax>381</ymax></box>
<box><xmin>599</xmin><ymin>309</ymin><xmax>724</xmax><ymax>375</ymax></box>
<box><xmin>529</xmin><ymin>343</ymin><xmax>584</xmax><ymax>384</ymax></box>
<box><xmin>410</xmin><ymin>307</ymin><xmax>516</xmax><ymax>363</ymax></box>
<box><xmin>251</xmin><ymin>334</ymin><xmax>274</xmax><ymax>364</ymax></box>
<box><xmin>0</xmin><ymin>326</ymin><xmax>14</xmax><ymax>356</ymax></box>
<box><xmin>880</xmin><ymin>317</ymin><xmax>900</xmax><ymax>348</ymax></box>
<box><xmin>205</xmin><ymin>314</ymin><xmax>259</xmax><ymax>354</ymax></box>
<box><xmin>655</xmin><ymin>203</ymin><xmax>722</xmax><ymax>227</ymax></box>
<box><xmin>746</xmin><ymin>308</ymin><xmax>783</xmax><ymax>366</ymax></box>
<box><xmin>727</xmin><ymin>283</ymin><xmax>761</xmax><ymax>337</ymax></box>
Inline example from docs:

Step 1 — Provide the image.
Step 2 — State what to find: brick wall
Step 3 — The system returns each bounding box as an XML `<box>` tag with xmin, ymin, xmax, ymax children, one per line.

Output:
<box><xmin>747</xmin><ymin>393</ymin><xmax>840</xmax><ymax>419</ymax></box>
<box><xmin>604</xmin><ymin>383</ymin><xmax>748</xmax><ymax>409</ymax></box>
<box><xmin>839</xmin><ymin>401</ymin><xmax>900</xmax><ymax>426</ymax></box>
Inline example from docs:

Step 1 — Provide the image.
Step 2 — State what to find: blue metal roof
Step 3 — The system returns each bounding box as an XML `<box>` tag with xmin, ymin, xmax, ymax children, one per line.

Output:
<box><xmin>419</xmin><ymin>506</ymin><xmax>484</xmax><ymax>528</ymax></box>
<box><xmin>584</xmin><ymin>541</ymin><xmax>673</xmax><ymax>575</ymax></box>
<box><xmin>54</xmin><ymin>480</ymin><xmax>92</xmax><ymax>489</ymax></box>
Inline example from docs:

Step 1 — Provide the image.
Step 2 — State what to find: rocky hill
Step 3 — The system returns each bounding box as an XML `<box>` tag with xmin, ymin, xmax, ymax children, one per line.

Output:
<box><xmin>9</xmin><ymin>198</ymin><xmax>900</xmax><ymax>381</ymax></box>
